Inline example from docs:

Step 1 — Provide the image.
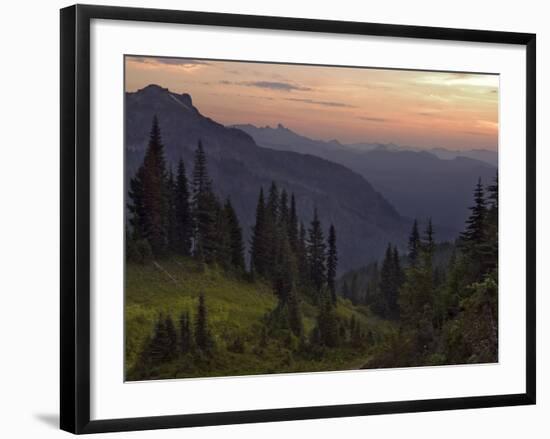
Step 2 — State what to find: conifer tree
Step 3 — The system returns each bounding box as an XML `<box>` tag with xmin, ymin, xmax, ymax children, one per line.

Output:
<box><xmin>424</xmin><ymin>218</ymin><xmax>435</xmax><ymax>256</ymax></box>
<box><xmin>191</xmin><ymin>141</ymin><xmax>219</xmax><ymax>263</ymax></box>
<box><xmin>173</xmin><ymin>159</ymin><xmax>192</xmax><ymax>256</ymax></box>
<box><xmin>192</xmin><ymin>140</ymin><xmax>210</xmax><ymax>195</ymax></box>
<box><xmin>223</xmin><ymin>198</ymin><xmax>245</xmax><ymax>272</ymax></box>
<box><xmin>166</xmin><ymin>168</ymin><xmax>178</xmax><ymax>253</ymax></box>
<box><xmin>129</xmin><ymin>116</ymin><xmax>170</xmax><ymax>256</ymax></box>
<box><xmin>250</xmin><ymin>188</ymin><xmax>269</xmax><ymax>277</ymax></box>
<box><xmin>297</xmin><ymin>221</ymin><xmax>309</xmax><ymax>288</ymax></box>
<box><xmin>408</xmin><ymin>219</ymin><xmax>420</xmax><ymax>266</ymax></box>
<box><xmin>460</xmin><ymin>178</ymin><xmax>489</xmax><ymax>280</ymax></box>
<box><xmin>279</xmin><ymin>189</ymin><xmax>290</xmax><ymax>231</ymax></box>
<box><xmin>399</xmin><ymin>236</ymin><xmax>435</xmax><ymax>338</ymax></box>
<box><xmin>266</xmin><ymin>182</ymin><xmax>280</xmax><ymax>220</ymax></box>
<box><xmin>326</xmin><ymin>224</ymin><xmax>338</xmax><ymax>304</ymax></box>
<box><xmin>273</xmin><ymin>232</ymin><xmax>296</xmax><ymax>303</ymax></box>
<box><xmin>127</xmin><ymin>166</ymin><xmax>146</xmax><ymax>240</ymax></box>
<box><xmin>307</xmin><ymin>208</ymin><xmax>327</xmax><ymax>294</ymax></box>
<box><xmin>264</xmin><ymin>182</ymin><xmax>280</xmax><ymax>278</ymax></box>
<box><xmin>460</xmin><ymin>178</ymin><xmax>487</xmax><ymax>246</ymax></box>
<box><xmin>288</xmin><ymin>193</ymin><xmax>299</xmax><ymax>252</ymax></box>
<box><xmin>195</xmin><ymin>293</ymin><xmax>213</xmax><ymax>352</ymax></box>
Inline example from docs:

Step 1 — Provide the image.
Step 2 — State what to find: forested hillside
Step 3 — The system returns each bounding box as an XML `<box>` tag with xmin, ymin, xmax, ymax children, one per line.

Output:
<box><xmin>339</xmin><ymin>179</ymin><xmax>498</xmax><ymax>367</ymax></box>
<box><xmin>125</xmin><ymin>117</ymin><xmax>394</xmax><ymax>380</ymax></box>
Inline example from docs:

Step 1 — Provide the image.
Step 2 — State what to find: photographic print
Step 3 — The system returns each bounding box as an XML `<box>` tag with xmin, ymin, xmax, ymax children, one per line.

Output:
<box><xmin>124</xmin><ymin>56</ymin><xmax>499</xmax><ymax>382</ymax></box>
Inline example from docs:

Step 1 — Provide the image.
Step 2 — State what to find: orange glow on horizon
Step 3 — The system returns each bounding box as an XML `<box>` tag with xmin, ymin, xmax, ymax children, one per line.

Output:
<box><xmin>125</xmin><ymin>56</ymin><xmax>499</xmax><ymax>151</ymax></box>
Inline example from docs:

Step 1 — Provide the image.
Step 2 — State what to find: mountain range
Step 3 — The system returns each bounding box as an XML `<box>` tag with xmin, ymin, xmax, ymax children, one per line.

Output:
<box><xmin>125</xmin><ymin>85</ymin><xmax>411</xmax><ymax>273</ymax></box>
<box><xmin>233</xmin><ymin>124</ymin><xmax>497</xmax><ymax>232</ymax></box>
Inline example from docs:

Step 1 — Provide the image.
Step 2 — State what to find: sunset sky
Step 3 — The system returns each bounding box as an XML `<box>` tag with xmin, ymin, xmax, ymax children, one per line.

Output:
<box><xmin>125</xmin><ymin>56</ymin><xmax>499</xmax><ymax>151</ymax></box>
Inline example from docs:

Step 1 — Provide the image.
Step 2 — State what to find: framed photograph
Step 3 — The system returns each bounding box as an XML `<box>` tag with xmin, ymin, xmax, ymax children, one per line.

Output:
<box><xmin>60</xmin><ymin>4</ymin><xmax>536</xmax><ymax>434</ymax></box>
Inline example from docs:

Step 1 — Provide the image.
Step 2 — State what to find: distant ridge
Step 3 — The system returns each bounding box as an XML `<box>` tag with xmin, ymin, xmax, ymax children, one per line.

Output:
<box><xmin>234</xmin><ymin>123</ymin><xmax>497</xmax><ymax>231</ymax></box>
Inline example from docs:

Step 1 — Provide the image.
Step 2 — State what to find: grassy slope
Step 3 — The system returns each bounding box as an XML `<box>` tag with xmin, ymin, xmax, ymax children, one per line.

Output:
<box><xmin>125</xmin><ymin>256</ymin><xmax>395</xmax><ymax>380</ymax></box>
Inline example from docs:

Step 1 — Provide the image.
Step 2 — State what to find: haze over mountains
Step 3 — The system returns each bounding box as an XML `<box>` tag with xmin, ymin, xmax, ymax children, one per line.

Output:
<box><xmin>233</xmin><ymin>123</ymin><xmax>497</xmax><ymax>232</ymax></box>
<box><xmin>126</xmin><ymin>85</ymin><xmax>411</xmax><ymax>272</ymax></box>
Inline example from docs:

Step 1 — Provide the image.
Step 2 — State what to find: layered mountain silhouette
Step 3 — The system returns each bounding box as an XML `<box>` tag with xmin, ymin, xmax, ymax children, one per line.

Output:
<box><xmin>125</xmin><ymin>85</ymin><xmax>411</xmax><ymax>272</ymax></box>
<box><xmin>234</xmin><ymin>124</ymin><xmax>497</xmax><ymax>231</ymax></box>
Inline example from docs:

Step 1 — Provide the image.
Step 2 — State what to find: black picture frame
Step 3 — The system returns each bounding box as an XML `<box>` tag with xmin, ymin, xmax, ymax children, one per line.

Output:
<box><xmin>60</xmin><ymin>4</ymin><xmax>536</xmax><ymax>434</ymax></box>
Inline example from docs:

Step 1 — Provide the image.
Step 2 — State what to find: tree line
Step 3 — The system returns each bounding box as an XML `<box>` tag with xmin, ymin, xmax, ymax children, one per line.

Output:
<box><xmin>127</xmin><ymin>116</ymin><xmax>338</xmax><ymax>295</ymax></box>
<box><xmin>127</xmin><ymin>116</ymin><xmax>245</xmax><ymax>273</ymax></box>
<box><xmin>248</xmin><ymin>180</ymin><xmax>340</xmax><ymax>342</ymax></box>
<box><xmin>341</xmin><ymin>175</ymin><xmax>498</xmax><ymax>366</ymax></box>
<box><xmin>127</xmin><ymin>117</ymin><xmax>347</xmax><ymax>374</ymax></box>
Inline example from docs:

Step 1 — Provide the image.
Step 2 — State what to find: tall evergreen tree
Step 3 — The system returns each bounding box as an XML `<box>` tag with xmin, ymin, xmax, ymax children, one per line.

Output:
<box><xmin>264</xmin><ymin>182</ymin><xmax>280</xmax><ymax>278</ymax></box>
<box><xmin>307</xmin><ymin>208</ymin><xmax>327</xmax><ymax>294</ymax></box>
<box><xmin>128</xmin><ymin>116</ymin><xmax>169</xmax><ymax>255</ymax></box>
<box><xmin>192</xmin><ymin>140</ymin><xmax>211</xmax><ymax>195</ymax></box>
<box><xmin>279</xmin><ymin>189</ymin><xmax>290</xmax><ymax>232</ymax></box>
<box><xmin>224</xmin><ymin>198</ymin><xmax>245</xmax><ymax>272</ymax></box>
<box><xmin>266</xmin><ymin>182</ymin><xmax>280</xmax><ymax>220</ymax></box>
<box><xmin>173</xmin><ymin>159</ymin><xmax>192</xmax><ymax>256</ymax></box>
<box><xmin>408</xmin><ymin>219</ymin><xmax>420</xmax><ymax>266</ymax></box>
<box><xmin>315</xmin><ymin>294</ymin><xmax>340</xmax><ymax>347</ymax></box>
<box><xmin>127</xmin><ymin>166</ymin><xmax>146</xmax><ymax>240</ymax></box>
<box><xmin>425</xmin><ymin>218</ymin><xmax>435</xmax><ymax>256</ymax></box>
<box><xmin>460</xmin><ymin>178</ymin><xmax>489</xmax><ymax>280</ymax></box>
<box><xmin>460</xmin><ymin>178</ymin><xmax>487</xmax><ymax>246</ymax></box>
<box><xmin>166</xmin><ymin>168</ymin><xmax>178</xmax><ymax>253</ymax></box>
<box><xmin>250</xmin><ymin>188</ymin><xmax>269</xmax><ymax>277</ymax></box>
<box><xmin>326</xmin><ymin>224</ymin><xmax>338</xmax><ymax>304</ymax></box>
<box><xmin>273</xmin><ymin>232</ymin><xmax>296</xmax><ymax>303</ymax></box>
<box><xmin>288</xmin><ymin>193</ymin><xmax>299</xmax><ymax>252</ymax></box>
<box><xmin>297</xmin><ymin>221</ymin><xmax>309</xmax><ymax>288</ymax></box>
<box><xmin>191</xmin><ymin>141</ymin><xmax>219</xmax><ymax>263</ymax></box>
